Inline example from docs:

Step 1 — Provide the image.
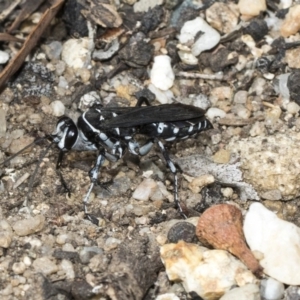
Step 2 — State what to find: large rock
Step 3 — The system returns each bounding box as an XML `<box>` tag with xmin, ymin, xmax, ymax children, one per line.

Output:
<box><xmin>227</xmin><ymin>132</ymin><xmax>300</xmax><ymax>200</ymax></box>
<box><xmin>244</xmin><ymin>203</ymin><xmax>300</xmax><ymax>285</ymax></box>
<box><xmin>160</xmin><ymin>241</ymin><xmax>257</xmax><ymax>300</ymax></box>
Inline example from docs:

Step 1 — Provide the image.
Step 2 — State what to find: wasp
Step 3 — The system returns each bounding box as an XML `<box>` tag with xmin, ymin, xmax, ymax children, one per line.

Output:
<box><xmin>1</xmin><ymin>96</ymin><xmax>213</xmax><ymax>224</ymax></box>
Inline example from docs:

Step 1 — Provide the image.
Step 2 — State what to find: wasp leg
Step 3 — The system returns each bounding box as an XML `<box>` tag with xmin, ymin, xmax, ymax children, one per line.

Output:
<box><xmin>156</xmin><ymin>140</ymin><xmax>187</xmax><ymax>219</ymax></box>
<box><xmin>56</xmin><ymin>150</ymin><xmax>71</xmax><ymax>196</ymax></box>
<box><xmin>84</xmin><ymin>152</ymin><xmax>106</xmax><ymax>224</ymax></box>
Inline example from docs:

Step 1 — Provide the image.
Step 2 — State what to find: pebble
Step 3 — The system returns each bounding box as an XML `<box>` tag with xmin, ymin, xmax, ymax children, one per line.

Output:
<box><xmin>150</xmin><ymin>55</ymin><xmax>175</xmax><ymax>91</ymax></box>
<box><xmin>56</xmin><ymin>234</ymin><xmax>69</xmax><ymax>245</ymax></box>
<box><xmin>156</xmin><ymin>293</ymin><xmax>180</xmax><ymax>300</ymax></box>
<box><xmin>104</xmin><ymin>237</ymin><xmax>122</xmax><ymax>251</ymax></box>
<box><xmin>32</xmin><ymin>256</ymin><xmax>58</xmax><ymax>275</ymax></box>
<box><xmin>0</xmin><ymin>220</ymin><xmax>13</xmax><ymax>248</ymax></box>
<box><xmin>60</xmin><ymin>259</ymin><xmax>75</xmax><ymax>280</ymax></box>
<box><xmin>133</xmin><ymin>0</ymin><xmax>163</xmax><ymax>12</ymax></box>
<box><xmin>188</xmin><ymin>174</ymin><xmax>215</xmax><ymax>194</ymax></box>
<box><xmin>177</xmin><ymin>49</ymin><xmax>198</xmax><ymax>65</ymax></box>
<box><xmin>285</xmin><ymin>286</ymin><xmax>300</xmax><ymax>300</ymax></box>
<box><xmin>285</xmin><ymin>48</ymin><xmax>300</xmax><ymax>69</ymax></box>
<box><xmin>61</xmin><ymin>38</ymin><xmax>91</xmax><ymax>69</ymax></box>
<box><xmin>244</xmin><ymin>203</ymin><xmax>300</xmax><ymax>285</ymax></box>
<box><xmin>12</xmin><ymin>262</ymin><xmax>26</xmax><ymax>275</ymax></box>
<box><xmin>178</xmin><ymin>17</ymin><xmax>221</xmax><ymax>57</ymax></box>
<box><xmin>260</xmin><ymin>277</ymin><xmax>285</xmax><ymax>300</ymax></box>
<box><xmin>0</xmin><ymin>50</ymin><xmax>9</xmax><ymax>64</ymax></box>
<box><xmin>12</xmin><ymin>215</ymin><xmax>45</xmax><ymax>237</ymax></box>
<box><xmin>79</xmin><ymin>91</ymin><xmax>100</xmax><ymax>111</ymax></box>
<box><xmin>167</xmin><ymin>222</ymin><xmax>196</xmax><ymax>243</ymax></box>
<box><xmin>79</xmin><ymin>246</ymin><xmax>103</xmax><ymax>264</ymax></box>
<box><xmin>273</xmin><ymin>73</ymin><xmax>290</xmax><ymax>99</ymax></box>
<box><xmin>50</xmin><ymin>100</ymin><xmax>65</xmax><ymax>117</ymax></box>
<box><xmin>220</xmin><ymin>284</ymin><xmax>260</xmax><ymax>300</ymax></box>
<box><xmin>132</xmin><ymin>178</ymin><xmax>158</xmax><ymax>201</ymax></box>
<box><xmin>280</xmin><ymin>5</ymin><xmax>300</xmax><ymax>37</ymax></box>
<box><xmin>42</xmin><ymin>41</ymin><xmax>62</xmax><ymax>60</ymax></box>
<box><xmin>238</xmin><ymin>0</ymin><xmax>267</xmax><ymax>17</ymax></box>
<box><xmin>148</xmin><ymin>84</ymin><xmax>174</xmax><ymax>104</ymax></box>
<box><xmin>28</xmin><ymin>113</ymin><xmax>42</xmax><ymax>124</ymax></box>
<box><xmin>206</xmin><ymin>107</ymin><xmax>226</xmax><ymax>120</ymax></box>
<box><xmin>286</xmin><ymin>102</ymin><xmax>300</xmax><ymax>115</ymax></box>
<box><xmin>160</xmin><ymin>241</ymin><xmax>257</xmax><ymax>299</ymax></box>
<box><xmin>93</xmin><ymin>39</ymin><xmax>120</xmax><ymax>61</ymax></box>
<box><xmin>206</xmin><ymin>2</ymin><xmax>239</xmax><ymax>34</ymax></box>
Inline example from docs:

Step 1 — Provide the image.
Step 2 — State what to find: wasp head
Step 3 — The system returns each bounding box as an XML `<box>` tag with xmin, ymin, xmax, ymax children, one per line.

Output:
<box><xmin>52</xmin><ymin>117</ymin><xmax>78</xmax><ymax>151</ymax></box>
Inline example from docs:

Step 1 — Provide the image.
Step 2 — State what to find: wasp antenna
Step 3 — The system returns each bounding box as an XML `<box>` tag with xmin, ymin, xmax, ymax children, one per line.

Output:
<box><xmin>0</xmin><ymin>137</ymin><xmax>49</xmax><ymax>166</ymax></box>
<box><xmin>24</xmin><ymin>141</ymin><xmax>55</xmax><ymax>207</ymax></box>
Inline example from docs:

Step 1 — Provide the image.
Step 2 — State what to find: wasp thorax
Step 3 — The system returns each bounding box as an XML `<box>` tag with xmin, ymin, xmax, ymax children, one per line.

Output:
<box><xmin>52</xmin><ymin>117</ymin><xmax>78</xmax><ymax>151</ymax></box>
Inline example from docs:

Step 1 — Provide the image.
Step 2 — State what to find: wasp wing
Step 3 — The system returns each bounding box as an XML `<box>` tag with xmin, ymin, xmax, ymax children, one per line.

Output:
<box><xmin>100</xmin><ymin>104</ymin><xmax>207</xmax><ymax>128</ymax></box>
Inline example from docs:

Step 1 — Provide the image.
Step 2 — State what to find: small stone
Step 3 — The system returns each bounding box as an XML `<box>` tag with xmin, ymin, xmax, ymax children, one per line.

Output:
<box><xmin>132</xmin><ymin>178</ymin><xmax>158</xmax><ymax>201</ymax></box>
<box><xmin>286</xmin><ymin>102</ymin><xmax>300</xmax><ymax>115</ymax></box>
<box><xmin>150</xmin><ymin>55</ymin><xmax>174</xmax><ymax>91</ymax></box>
<box><xmin>0</xmin><ymin>109</ymin><xmax>6</xmax><ymax>138</ymax></box>
<box><xmin>133</xmin><ymin>0</ymin><xmax>163</xmax><ymax>12</ymax></box>
<box><xmin>28</xmin><ymin>113</ymin><xmax>42</xmax><ymax>124</ymax></box>
<box><xmin>167</xmin><ymin>222</ymin><xmax>197</xmax><ymax>243</ymax></box>
<box><xmin>56</xmin><ymin>234</ymin><xmax>69</xmax><ymax>245</ymax></box>
<box><xmin>148</xmin><ymin>84</ymin><xmax>174</xmax><ymax>104</ymax></box>
<box><xmin>234</xmin><ymin>90</ymin><xmax>248</xmax><ymax>104</ymax></box>
<box><xmin>43</xmin><ymin>41</ymin><xmax>62</xmax><ymax>60</ymax></box>
<box><xmin>206</xmin><ymin>2</ymin><xmax>239</xmax><ymax>34</ymax></box>
<box><xmin>0</xmin><ymin>220</ymin><xmax>12</xmax><ymax>248</ymax></box>
<box><xmin>273</xmin><ymin>73</ymin><xmax>290</xmax><ymax>99</ymax></box>
<box><xmin>160</xmin><ymin>241</ymin><xmax>257</xmax><ymax>299</ymax></box>
<box><xmin>79</xmin><ymin>91</ymin><xmax>100</xmax><ymax>111</ymax></box>
<box><xmin>61</xmin><ymin>38</ymin><xmax>91</xmax><ymax>69</ymax></box>
<box><xmin>244</xmin><ymin>203</ymin><xmax>300</xmax><ymax>285</ymax></box>
<box><xmin>287</xmin><ymin>72</ymin><xmax>300</xmax><ymax>105</ymax></box>
<box><xmin>178</xmin><ymin>17</ymin><xmax>221</xmax><ymax>57</ymax></box>
<box><xmin>60</xmin><ymin>259</ymin><xmax>75</xmax><ymax>280</ymax></box>
<box><xmin>220</xmin><ymin>284</ymin><xmax>260</xmax><ymax>300</ymax></box>
<box><xmin>188</xmin><ymin>174</ymin><xmax>215</xmax><ymax>194</ymax></box>
<box><xmin>50</xmin><ymin>100</ymin><xmax>65</xmax><ymax>117</ymax></box>
<box><xmin>206</xmin><ymin>107</ymin><xmax>226</xmax><ymax>120</ymax></box>
<box><xmin>244</xmin><ymin>19</ymin><xmax>268</xmax><ymax>42</ymax></box>
<box><xmin>261</xmin><ymin>189</ymin><xmax>282</xmax><ymax>201</ymax></box>
<box><xmin>32</xmin><ymin>257</ymin><xmax>58</xmax><ymax>275</ymax></box>
<box><xmin>0</xmin><ymin>50</ymin><xmax>9</xmax><ymax>64</ymax></box>
<box><xmin>79</xmin><ymin>246</ymin><xmax>103</xmax><ymax>264</ymax></box>
<box><xmin>212</xmin><ymin>149</ymin><xmax>231</xmax><ymax>164</ymax></box>
<box><xmin>12</xmin><ymin>215</ymin><xmax>45</xmax><ymax>237</ymax></box>
<box><xmin>280</xmin><ymin>5</ymin><xmax>300</xmax><ymax>37</ymax></box>
<box><xmin>177</xmin><ymin>49</ymin><xmax>198</xmax><ymax>65</ymax></box>
<box><xmin>285</xmin><ymin>286</ymin><xmax>300</xmax><ymax>300</ymax></box>
<box><xmin>104</xmin><ymin>237</ymin><xmax>122</xmax><ymax>251</ymax></box>
<box><xmin>88</xmin><ymin>253</ymin><xmax>110</xmax><ymax>272</ymax></box>
<box><xmin>260</xmin><ymin>277</ymin><xmax>285</xmax><ymax>300</ymax></box>
<box><xmin>12</xmin><ymin>262</ymin><xmax>26</xmax><ymax>275</ymax></box>
<box><xmin>238</xmin><ymin>0</ymin><xmax>267</xmax><ymax>17</ymax></box>
<box><xmin>156</xmin><ymin>293</ymin><xmax>180</xmax><ymax>300</ymax></box>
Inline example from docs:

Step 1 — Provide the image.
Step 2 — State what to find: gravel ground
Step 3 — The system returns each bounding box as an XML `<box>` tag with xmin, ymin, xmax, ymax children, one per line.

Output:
<box><xmin>1</xmin><ymin>0</ymin><xmax>300</xmax><ymax>299</ymax></box>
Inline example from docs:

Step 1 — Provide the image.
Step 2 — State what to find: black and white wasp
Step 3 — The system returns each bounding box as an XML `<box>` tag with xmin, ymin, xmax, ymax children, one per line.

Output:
<box><xmin>1</xmin><ymin>97</ymin><xmax>213</xmax><ymax>224</ymax></box>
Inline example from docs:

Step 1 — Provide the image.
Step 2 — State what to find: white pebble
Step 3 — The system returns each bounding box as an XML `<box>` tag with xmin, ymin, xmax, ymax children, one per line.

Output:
<box><xmin>60</xmin><ymin>259</ymin><xmax>75</xmax><ymax>280</ymax></box>
<box><xmin>50</xmin><ymin>100</ymin><xmax>65</xmax><ymax>117</ymax></box>
<box><xmin>150</xmin><ymin>55</ymin><xmax>175</xmax><ymax>91</ymax></box>
<box><xmin>0</xmin><ymin>50</ymin><xmax>9</xmax><ymax>64</ymax></box>
<box><xmin>273</xmin><ymin>73</ymin><xmax>290</xmax><ymax>99</ymax></box>
<box><xmin>12</xmin><ymin>262</ymin><xmax>26</xmax><ymax>275</ymax></box>
<box><xmin>12</xmin><ymin>215</ymin><xmax>45</xmax><ymax>237</ymax></box>
<box><xmin>148</xmin><ymin>84</ymin><xmax>174</xmax><ymax>104</ymax></box>
<box><xmin>238</xmin><ymin>0</ymin><xmax>267</xmax><ymax>17</ymax></box>
<box><xmin>177</xmin><ymin>50</ymin><xmax>198</xmax><ymax>65</ymax></box>
<box><xmin>286</xmin><ymin>102</ymin><xmax>300</xmax><ymax>115</ymax></box>
<box><xmin>32</xmin><ymin>257</ymin><xmax>58</xmax><ymax>275</ymax></box>
<box><xmin>156</xmin><ymin>293</ymin><xmax>180</xmax><ymax>300</ymax></box>
<box><xmin>61</xmin><ymin>38</ymin><xmax>91</xmax><ymax>69</ymax></box>
<box><xmin>206</xmin><ymin>107</ymin><xmax>226</xmax><ymax>120</ymax></box>
<box><xmin>260</xmin><ymin>278</ymin><xmax>285</xmax><ymax>300</ymax></box>
<box><xmin>79</xmin><ymin>91</ymin><xmax>100</xmax><ymax>111</ymax></box>
<box><xmin>133</xmin><ymin>178</ymin><xmax>157</xmax><ymax>201</ymax></box>
<box><xmin>178</xmin><ymin>17</ymin><xmax>220</xmax><ymax>57</ymax></box>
